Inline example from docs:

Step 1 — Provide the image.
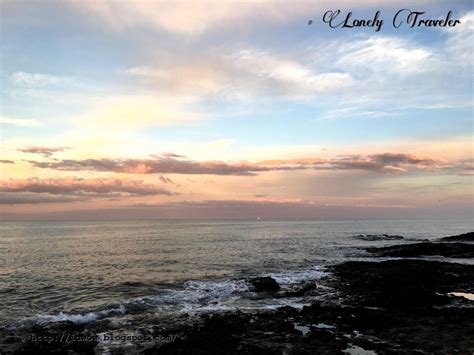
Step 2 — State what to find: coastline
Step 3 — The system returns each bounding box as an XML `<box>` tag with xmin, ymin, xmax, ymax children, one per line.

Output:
<box><xmin>1</xmin><ymin>232</ymin><xmax>473</xmax><ymax>354</ymax></box>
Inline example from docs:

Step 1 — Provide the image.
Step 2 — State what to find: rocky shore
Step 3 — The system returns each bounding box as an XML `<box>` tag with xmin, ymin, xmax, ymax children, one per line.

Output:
<box><xmin>1</xmin><ymin>232</ymin><xmax>473</xmax><ymax>354</ymax></box>
<box><xmin>366</xmin><ymin>231</ymin><xmax>474</xmax><ymax>258</ymax></box>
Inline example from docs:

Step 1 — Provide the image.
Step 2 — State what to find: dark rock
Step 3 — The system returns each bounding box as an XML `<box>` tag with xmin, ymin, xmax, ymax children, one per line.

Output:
<box><xmin>366</xmin><ymin>242</ymin><xmax>474</xmax><ymax>258</ymax></box>
<box><xmin>300</xmin><ymin>328</ymin><xmax>348</xmax><ymax>354</ymax></box>
<box><xmin>439</xmin><ymin>232</ymin><xmax>474</xmax><ymax>242</ymax></box>
<box><xmin>281</xmin><ymin>281</ymin><xmax>317</xmax><ymax>297</ymax></box>
<box><xmin>248</xmin><ymin>276</ymin><xmax>280</xmax><ymax>292</ymax></box>
<box><xmin>331</xmin><ymin>259</ymin><xmax>474</xmax><ymax>309</ymax></box>
<box><xmin>3</xmin><ymin>243</ymin><xmax>474</xmax><ymax>354</ymax></box>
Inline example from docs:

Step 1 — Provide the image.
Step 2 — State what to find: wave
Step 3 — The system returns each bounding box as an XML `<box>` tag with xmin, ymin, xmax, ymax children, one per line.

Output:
<box><xmin>353</xmin><ymin>234</ymin><xmax>404</xmax><ymax>241</ymax></box>
<box><xmin>10</xmin><ymin>305</ymin><xmax>127</xmax><ymax>328</ymax></box>
<box><xmin>268</xmin><ymin>266</ymin><xmax>328</xmax><ymax>285</ymax></box>
<box><xmin>7</xmin><ymin>266</ymin><xmax>327</xmax><ymax>328</ymax></box>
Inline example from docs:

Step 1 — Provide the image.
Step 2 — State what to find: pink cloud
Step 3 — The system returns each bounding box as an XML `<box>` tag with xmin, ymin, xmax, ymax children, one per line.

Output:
<box><xmin>18</xmin><ymin>146</ymin><xmax>72</xmax><ymax>157</ymax></box>
<box><xmin>25</xmin><ymin>152</ymin><xmax>445</xmax><ymax>175</ymax></box>
<box><xmin>0</xmin><ymin>177</ymin><xmax>175</xmax><ymax>204</ymax></box>
<box><xmin>0</xmin><ymin>193</ymin><xmax>80</xmax><ymax>205</ymax></box>
<box><xmin>27</xmin><ymin>157</ymin><xmax>272</xmax><ymax>175</ymax></box>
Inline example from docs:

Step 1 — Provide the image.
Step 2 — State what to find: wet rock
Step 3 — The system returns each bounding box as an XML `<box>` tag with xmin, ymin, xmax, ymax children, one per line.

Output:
<box><xmin>3</xmin><ymin>236</ymin><xmax>474</xmax><ymax>355</ymax></box>
<box><xmin>439</xmin><ymin>232</ymin><xmax>474</xmax><ymax>242</ymax></box>
<box><xmin>366</xmin><ymin>242</ymin><xmax>474</xmax><ymax>258</ymax></box>
<box><xmin>248</xmin><ymin>276</ymin><xmax>280</xmax><ymax>292</ymax></box>
<box><xmin>152</xmin><ymin>312</ymin><xmax>252</xmax><ymax>354</ymax></box>
<box><xmin>281</xmin><ymin>282</ymin><xmax>317</xmax><ymax>297</ymax></box>
<box><xmin>332</xmin><ymin>259</ymin><xmax>474</xmax><ymax>309</ymax></box>
<box><xmin>149</xmin><ymin>258</ymin><xmax>474</xmax><ymax>353</ymax></box>
<box><xmin>0</xmin><ymin>326</ymin><xmax>97</xmax><ymax>355</ymax></box>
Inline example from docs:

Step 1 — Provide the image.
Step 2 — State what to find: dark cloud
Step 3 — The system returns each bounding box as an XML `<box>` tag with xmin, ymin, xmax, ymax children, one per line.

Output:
<box><xmin>0</xmin><ymin>193</ymin><xmax>81</xmax><ymax>205</ymax></box>
<box><xmin>159</xmin><ymin>175</ymin><xmax>174</xmax><ymax>184</ymax></box>
<box><xmin>0</xmin><ymin>177</ymin><xmax>175</xmax><ymax>201</ymax></box>
<box><xmin>25</xmin><ymin>152</ymin><xmax>444</xmax><ymax>176</ymax></box>
<box><xmin>326</xmin><ymin>153</ymin><xmax>439</xmax><ymax>173</ymax></box>
<box><xmin>26</xmin><ymin>157</ymin><xmax>273</xmax><ymax>175</ymax></box>
<box><xmin>159</xmin><ymin>153</ymin><xmax>187</xmax><ymax>159</ymax></box>
<box><xmin>369</xmin><ymin>153</ymin><xmax>438</xmax><ymax>166</ymax></box>
<box><xmin>18</xmin><ymin>146</ymin><xmax>72</xmax><ymax>157</ymax></box>
<box><xmin>0</xmin><ymin>160</ymin><xmax>14</xmax><ymax>164</ymax></box>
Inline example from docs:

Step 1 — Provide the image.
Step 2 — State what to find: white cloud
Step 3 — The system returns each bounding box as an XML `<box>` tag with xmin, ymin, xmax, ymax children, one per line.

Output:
<box><xmin>9</xmin><ymin>72</ymin><xmax>72</xmax><ymax>87</ymax></box>
<box><xmin>230</xmin><ymin>49</ymin><xmax>354</xmax><ymax>96</ymax></box>
<box><xmin>0</xmin><ymin>116</ymin><xmax>41</xmax><ymax>127</ymax></box>
<box><xmin>444</xmin><ymin>11</ymin><xmax>474</xmax><ymax>67</ymax></box>
<box><xmin>336</xmin><ymin>37</ymin><xmax>435</xmax><ymax>74</ymax></box>
<box><xmin>319</xmin><ymin>107</ymin><xmax>399</xmax><ymax>121</ymax></box>
<box><xmin>65</xmin><ymin>0</ymin><xmax>435</xmax><ymax>35</ymax></box>
<box><xmin>308</xmin><ymin>19</ymin><xmax>473</xmax><ymax>117</ymax></box>
<box><xmin>124</xmin><ymin>49</ymin><xmax>354</xmax><ymax>101</ymax></box>
<box><xmin>121</xmin><ymin>18</ymin><xmax>472</xmax><ymax>108</ymax></box>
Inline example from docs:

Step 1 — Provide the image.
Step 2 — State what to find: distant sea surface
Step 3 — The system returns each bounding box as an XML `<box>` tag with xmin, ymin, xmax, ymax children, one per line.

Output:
<box><xmin>0</xmin><ymin>219</ymin><xmax>472</xmax><ymax>327</ymax></box>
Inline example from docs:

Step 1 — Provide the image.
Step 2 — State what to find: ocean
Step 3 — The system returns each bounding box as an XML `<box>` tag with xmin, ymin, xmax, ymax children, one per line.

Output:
<box><xmin>1</xmin><ymin>219</ymin><xmax>472</xmax><ymax>329</ymax></box>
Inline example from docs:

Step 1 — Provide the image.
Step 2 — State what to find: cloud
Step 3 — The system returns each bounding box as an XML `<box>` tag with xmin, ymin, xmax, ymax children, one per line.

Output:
<box><xmin>309</xmin><ymin>22</ymin><xmax>472</xmax><ymax>120</ymax></box>
<box><xmin>122</xmin><ymin>20</ymin><xmax>472</xmax><ymax>106</ymax></box>
<box><xmin>256</xmin><ymin>153</ymin><xmax>441</xmax><ymax>174</ymax></box>
<box><xmin>0</xmin><ymin>177</ymin><xmax>175</xmax><ymax>198</ymax></box>
<box><xmin>445</xmin><ymin>11</ymin><xmax>474</xmax><ymax>66</ymax></box>
<box><xmin>159</xmin><ymin>175</ymin><xmax>174</xmax><ymax>184</ymax></box>
<box><xmin>64</xmin><ymin>0</ymin><xmax>432</xmax><ymax>35</ymax></box>
<box><xmin>9</xmin><ymin>72</ymin><xmax>72</xmax><ymax>87</ymax></box>
<box><xmin>25</xmin><ymin>152</ymin><xmax>445</xmax><ymax>175</ymax></box>
<box><xmin>26</xmin><ymin>157</ymin><xmax>271</xmax><ymax>176</ymax></box>
<box><xmin>456</xmin><ymin>159</ymin><xmax>474</xmax><ymax>171</ymax></box>
<box><xmin>160</xmin><ymin>153</ymin><xmax>187</xmax><ymax>159</ymax></box>
<box><xmin>327</xmin><ymin>153</ymin><xmax>440</xmax><ymax>173</ymax></box>
<box><xmin>0</xmin><ymin>193</ymin><xmax>80</xmax><ymax>205</ymax></box>
<box><xmin>228</xmin><ymin>49</ymin><xmax>354</xmax><ymax>98</ymax></box>
<box><xmin>0</xmin><ymin>116</ymin><xmax>41</xmax><ymax>127</ymax></box>
<box><xmin>125</xmin><ymin>49</ymin><xmax>354</xmax><ymax>100</ymax></box>
<box><xmin>18</xmin><ymin>146</ymin><xmax>72</xmax><ymax>157</ymax></box>
<box><xmin>0</xmin><ymin>160</ymin><xmax>14</xmax><ymax>164</ymax></box>
<box><xmin>336</xmin><ymin>36</ymin><xmax>434</xmax><ymax>74</ymax></box>
<box><xmin>369</xmin><ymin>153</ymin><xmax>438</xmax><ymax>166</ymax></box>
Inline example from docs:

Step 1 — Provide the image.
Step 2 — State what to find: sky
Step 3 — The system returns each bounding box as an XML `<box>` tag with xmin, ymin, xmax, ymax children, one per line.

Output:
<box><xmin>0</xmin><ymin>0</ymin><xmax>473</xmax><ymax>220</ymax></box>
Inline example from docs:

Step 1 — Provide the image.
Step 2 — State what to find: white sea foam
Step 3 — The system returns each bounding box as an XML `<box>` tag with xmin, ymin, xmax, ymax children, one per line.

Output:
<box><xmin>16</xmin><ymin>305</ymin><xmax>127</xmax><ymax>327</ymax></box>
<box><xmin>268</xmin><ymin>266</ymin><xmax>328</xmax><ymax>285</ymax></box>
<box><xmin>315</xmin><ymin>322</ymin><xmax>335</xmax><ymax>329</ymax></box>
<box><xmin>294</xmin><ymin>323</ymin><xmax>310</xmax><ymax>336</ymax></box>
<box><xmin>184</xmin><ymin>279</ymin><xmax>250</xmax><ymax>295</ymax></box>
<box><xmin>343</xmin><ymin>345</ymin><xmax>377</xmax><ymax>355</ymax></box>
<box><xmin>141</xmin><ymin>279</ymin><xmax>249</xmax><ymax>308</ymax></box>
<box><xmin>10</xmin><ymin>266</ymin><xmax>327</xmax><ymax>327</ymax></box>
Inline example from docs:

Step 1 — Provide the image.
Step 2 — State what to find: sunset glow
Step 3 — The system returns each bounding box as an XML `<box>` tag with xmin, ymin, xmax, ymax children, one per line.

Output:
<box><xmin>1</xmin><ymin>1</ymin><xmax>472</xmax><ymax>220</ymax></box>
